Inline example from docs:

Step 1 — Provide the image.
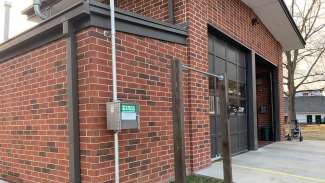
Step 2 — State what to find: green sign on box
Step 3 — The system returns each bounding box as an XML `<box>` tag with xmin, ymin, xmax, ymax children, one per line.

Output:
<box><xmin>121</xmin><ymin>104</ymin><xmax>137</xmax><ymax>113</ymax></box>
<box><xmin>121</xmin><ymin>103</ymin><xmax>138</xmax><ymax>121</ymax></box>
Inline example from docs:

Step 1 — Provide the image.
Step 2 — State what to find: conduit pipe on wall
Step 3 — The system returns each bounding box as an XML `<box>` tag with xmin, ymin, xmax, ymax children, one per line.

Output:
<box><xmin>110</xmin><ymin>0</ymin><xmax>120</xmax><ymax>183</ymax></box>
<box><xmin>33</xmin><ymin>0</ymin><xmax>48</xmax><ymax>20</ymax></box>
<box><xmin>168</xmin><ymin>0</ymin><xmax>175</xmax><ymax>24</ymax></box>
<box><xmin>3</xmin><ymin>1</ymin><xmax>11</xmax><ymax>41</ymax></box>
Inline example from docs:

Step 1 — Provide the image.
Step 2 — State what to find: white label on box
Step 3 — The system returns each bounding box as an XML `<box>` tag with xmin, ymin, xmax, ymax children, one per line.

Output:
<box><xmin>121</xmin><ymin>112</ymin><xmax>137</xmax><ymax>120</ymax></box>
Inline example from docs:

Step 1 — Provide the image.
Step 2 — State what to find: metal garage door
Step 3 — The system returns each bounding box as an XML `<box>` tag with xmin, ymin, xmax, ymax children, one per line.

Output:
<box><xmin>208</xmin><ymin>33</ymin><xmax>248</xmax><ymax>157</ymax></box>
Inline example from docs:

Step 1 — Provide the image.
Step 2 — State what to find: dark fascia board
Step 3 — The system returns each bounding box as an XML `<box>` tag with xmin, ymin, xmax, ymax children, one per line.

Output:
<box><xmin>22</xmin><ymin>0</ymin><xmax>63</xmax><ymax>16</ymax></box>
<box><xmin>0</xmin><ymin>26</ymin><xmax>64</xmax><ymax>63</ymax></box>
<box><xmin>0</xmin><ymin>0</ymin><xmax>187</xmax><ymax>63</ymax></box>
<box><xmin>0</xmin><ymin>1</ymin><xmax>88</xmax><ymax>63</ymax></box>
<box><xmin>0</xmin><ymin>1</ymin><xmax>86</xmax><ymax>51</ymax></box>
<box><xmin>278</xmin><ymin>0</ymin><xmax>306</xmax><ymax>46</ymax></box>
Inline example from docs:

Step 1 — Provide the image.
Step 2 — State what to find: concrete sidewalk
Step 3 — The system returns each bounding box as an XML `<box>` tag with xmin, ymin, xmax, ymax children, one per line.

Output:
<box><xmin>197</xmin><ymin>140</ymin><xmax>325</xmax><ymax>183</ymax></box>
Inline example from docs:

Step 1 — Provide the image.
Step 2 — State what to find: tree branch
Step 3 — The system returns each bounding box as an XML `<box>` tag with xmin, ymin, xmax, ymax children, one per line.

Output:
<box><xmin>294</xmin><ymin>73</ymin><xmax>325</xmax><ymax>80</ymax></box>
<box><xmin>299</xmin><ymin>78</ymin><xmax>325</xmax><ymax>85</ymax></box>
<box><xmin>297</xmin><ymin>87</ymin><xmax>325</xmax><ymax>93</ymax></box>
<box><xmin>305</xmin><ymin>24</ymin><xmax>325</xmax><ymax>40</ymax></box>
<box><xmin>304</xmin><ymin>1</ymin><xmax>321</xmax><ymax>40</ymax></box>
<box><xmin>295</xmin><ymin>47</ymin><xmax>325</xmax><ymax>89</ymax></box>
<box><xmin>299</xmin><ymin>0</ymin><xmax>317</xmax><ymax>34</ymax></box>
<box><xmin>284</xmin><ymin>91</ymin><xmax>289</xmax><ymax>96</ymax></box>
<box><xmin>296</xmin><ymin>48</ymin><xmax>324</xmax><ymax>62</ymax></box>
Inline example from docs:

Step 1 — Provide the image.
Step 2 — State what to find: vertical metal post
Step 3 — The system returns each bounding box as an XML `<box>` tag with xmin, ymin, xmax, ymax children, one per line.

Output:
<box><xmin>219</xmin><ymin>73</ymin><xmax>233</xmax><ymax>183</ymax></box>
<box><xmin>213</xmin><ymin>77</ymin><xmax>219</xmax><ymax>157</ymax></box>
<box><xmin>3</xmin><ymin>1</ymin><xmax>11</xmax><ymax>41</ymax></box>
<box><xmin>172</xmin><ymin>59</ymin><xmax>186</xmax><ymax>183</ymax></box>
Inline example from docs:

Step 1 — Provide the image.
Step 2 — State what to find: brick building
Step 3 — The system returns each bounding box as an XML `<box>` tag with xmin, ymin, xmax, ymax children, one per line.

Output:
<box><xmin>0</xmin><ymin>0</ymin><xmax>304</xmax><ymax>183</ymax></box>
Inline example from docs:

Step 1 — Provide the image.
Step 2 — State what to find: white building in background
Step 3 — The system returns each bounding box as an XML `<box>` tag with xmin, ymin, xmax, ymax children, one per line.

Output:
<box><xmin>295</xmin><ymin>89</ymin><xmax>324</xmax><ymax>97</ymax></box>
<box><xmin>285</xmin><ymin>96</ymin><xmax>325</xmax><ymax>124</ymax></box>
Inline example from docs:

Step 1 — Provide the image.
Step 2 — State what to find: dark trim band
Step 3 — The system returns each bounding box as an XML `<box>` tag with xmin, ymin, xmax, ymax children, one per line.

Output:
<box><xmin>0</xmin><ymin>0</ymin><xmax>188</xmax><ymax>63</ymax></box>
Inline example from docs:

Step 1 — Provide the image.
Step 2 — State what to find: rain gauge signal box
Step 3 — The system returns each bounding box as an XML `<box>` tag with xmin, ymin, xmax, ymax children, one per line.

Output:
<box><xmin>106</xmin><ymin>101</ymin><xmax>140</xmax><ymax>131</ymax></box>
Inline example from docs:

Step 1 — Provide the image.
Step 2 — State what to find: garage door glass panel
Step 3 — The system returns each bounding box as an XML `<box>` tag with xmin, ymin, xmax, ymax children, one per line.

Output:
<box><xmin>214</xmin><ymin>39</ymin><xmax>226</xmax><ymax>59</ymax></box>
<box><xmin>208</xmin><ymin>54</ymin><xmax>215</xmax><ymax>73</ymax></box>
<box><xmin>227</xmin><ymin>62</ymin><xmax>237</xmax><ymax>81</ymax></box>
<box><xmin>228</xmin><ymin>81</ymin><xmax>237</xmax><ymax>97</ymax></box>
<box><xmin>238</xmin><ymin>52</ymin><xmax>246</xmax><ymax>67</ymax></box>
<box><xmin>215</xmin><ymin>57</ymin><xmax>226</xmax><ymax>74</ymax></box>
<box><xmin>229</xmin><ymin>97</ymin><xmax>238</xmax><ymax>114</ymax></box>
<box><xmin>239</xmin><ymin>99</ymin><xmax>246</xmax><ymax>114</ymax></box>
<box><xmin>239</xmin><ymin>83</ymin><xmax>246</xmax><ymax>98</ymax></box>
<box><xmin>208</xmin><ymin>33</ymin><xmax>248</xmax><ymax>156</ymax></box>
<box><xmin>238</xmin><ymin>67</ymin><xmax>246</xmax><ymax>83</ymax></box>
<box><xmin>208</xmin><ymin>35</ymin><xmax>214</xmax><ymax>53</ymax></box>
<box><xmin>226</xmin><ymin>48</ymin><xmax>237</xmax><ymax>64</ymax></box>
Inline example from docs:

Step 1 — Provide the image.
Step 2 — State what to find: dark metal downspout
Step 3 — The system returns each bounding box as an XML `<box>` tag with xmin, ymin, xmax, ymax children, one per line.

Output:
<box><xmin>63</xmin><ymin>20</ymin><xmax>81</xmax><ymax>183</ymax></box>
<box><xmin>247</xmin><ymin>51</ymin><xmax>258</xmax><ymax>150</ymax></box>
<box><xmin>168</xmin><ymin>0</ymin><xmax>175</xmax><ymax>24</ymax></box>
<box><xmin>272</xmin><ymin>68</ymin><xmax>281</xmax><ymax>141</ymax></box>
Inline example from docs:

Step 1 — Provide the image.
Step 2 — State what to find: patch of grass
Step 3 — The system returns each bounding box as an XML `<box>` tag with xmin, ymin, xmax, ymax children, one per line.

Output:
<box><xmin>170</xmin><ymin>175</ymin><xmax>223</xmax><ymax>183</ymax></box>
<box><xmin>301</xmin><ymin>124</ymin><xmax>325</xmax><ymax>140</ymax></box>
<box><xmin>286</xmin><ymin>124</ymin><xmax>325</xmax><ymax>141</ymax></box>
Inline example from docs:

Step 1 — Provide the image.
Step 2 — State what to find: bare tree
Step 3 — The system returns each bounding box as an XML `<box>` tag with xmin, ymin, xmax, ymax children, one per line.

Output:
<box><xmin>284</xmin><ymin>0</ymin><xmax>325</xmax><ymax>127</ymax></box>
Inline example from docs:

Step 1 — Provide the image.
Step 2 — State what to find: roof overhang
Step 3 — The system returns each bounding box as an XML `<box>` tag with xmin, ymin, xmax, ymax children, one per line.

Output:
<box><xmin>241</xmin><ymin>0</ymin><xmax>305</xmax><ymax>51</ymax></box>
<box><xmin>22</xmin><ymin>0</ymin><xmax>107</xmax><ymax>22</ymax></box>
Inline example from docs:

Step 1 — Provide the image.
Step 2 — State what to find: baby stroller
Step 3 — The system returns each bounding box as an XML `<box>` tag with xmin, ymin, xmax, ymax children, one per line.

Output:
<box><xmin>286</xmin><ymin>120</ymin><xmax>303</xmax><ymax>142</ymax></box>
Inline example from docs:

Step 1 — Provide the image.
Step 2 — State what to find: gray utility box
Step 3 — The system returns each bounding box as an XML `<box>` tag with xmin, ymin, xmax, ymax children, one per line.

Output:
<box><xmin>106</xmin><ymin>101</ymin><xmax>140</xmax><ymax>131</ymax></box>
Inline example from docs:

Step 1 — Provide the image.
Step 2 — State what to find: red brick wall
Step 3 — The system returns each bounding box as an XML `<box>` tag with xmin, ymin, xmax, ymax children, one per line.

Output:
<box><xmin>183</xmin><ymin>0</ymin><xmax>211</xmax><ymax>172</ymax></box>
<box><xmin>278</xmin><ymin>54</ymin><xmax>286</xmax><ymax>140</ymax></box>
<box><xmin>114</xmin><ymin>0</ymin><xmax>285</xmax><ymax>173</ymax></box>
<box><xmin>0</xmin><ymin>39</ymin><xmax>70</xmax><ymax>183</ymax></box>
<box><xmin>207</xmin><ymin>0</ymin><xmax>282</xmax><ymax>66</ymax></box>
<box><xmin>115</xmin><ymin>0</ymin><xmax>186</xmax><ymax>23</ymax></box>
<box><xmin>182</xmin><ymin>0</ymin><xmax>284</xmax><ymax>171</ymax></box>
<box><xmin>0</xmin><ymin>0</ymin><xmax>287</xmax><ymax>182</ymax></box>
<box><xmin>117</xmin><ymin>0</ymin><xmax>169</xmax><ymax>21</ymax></box>
<box><xmin>76</xmin><ymin>27</ymin><xmax>186</xmax><ymax>183</ymax></box>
